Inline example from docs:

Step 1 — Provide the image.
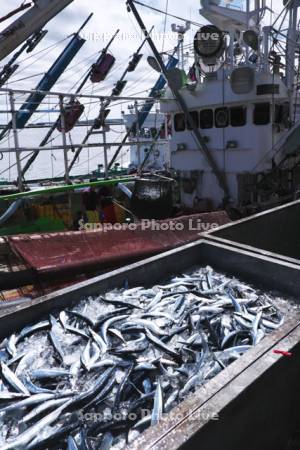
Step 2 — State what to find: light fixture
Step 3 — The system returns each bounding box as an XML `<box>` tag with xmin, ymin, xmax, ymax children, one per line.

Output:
<box><xmin>147</xmin><ymin>56</ymin><xmax>161</xmax><ymax>73</ymax></box>
<box><xmin>226</xmin><ymin>140</ymin><xmax>238</xmax><ymax>149</ymax></box>
<box><xmin>177</xmin><ymin>143</ymin><xmax>187</xmax><ymax>151</ymax></box>
<box><xmin>243</xmin><ymin>30</ymin><xmax>259</xmax><ymax>51</ymax></box>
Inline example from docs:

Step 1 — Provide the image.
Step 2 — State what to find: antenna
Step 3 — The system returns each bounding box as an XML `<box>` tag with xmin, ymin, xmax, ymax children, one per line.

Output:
<box><xmin>171</xmin><ymin>21</ymin><xmax>191</xmax><ymax>70</ymax></box>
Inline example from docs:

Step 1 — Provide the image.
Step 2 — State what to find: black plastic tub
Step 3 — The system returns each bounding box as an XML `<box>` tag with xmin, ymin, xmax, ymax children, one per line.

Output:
<box><xmin>1</xmin><ymin>239</ymin><xmax>300</xmax><ymax>450</ymax></box>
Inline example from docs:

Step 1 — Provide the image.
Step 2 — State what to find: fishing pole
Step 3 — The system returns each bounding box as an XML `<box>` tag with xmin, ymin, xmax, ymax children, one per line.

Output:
<box><xmin>67</xmin><ymin>26</ymin><xmax>154</xmax><ymax>174</ymax></box>
<box><xmin>20</xmin><ymin>14</ymin><xmax>95</xmax><ymax>178</ymax></box>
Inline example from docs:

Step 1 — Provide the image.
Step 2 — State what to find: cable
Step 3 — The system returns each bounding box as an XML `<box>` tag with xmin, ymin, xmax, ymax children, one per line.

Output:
<box><xmin>5</xmin><ymin>72</ymin><xmax>45</xmax><ymax>84</ymax></box>
<box><xmin>132</xmin><ymin>0</ymin><xmax>203</xmax><ymax>28</ymax></box>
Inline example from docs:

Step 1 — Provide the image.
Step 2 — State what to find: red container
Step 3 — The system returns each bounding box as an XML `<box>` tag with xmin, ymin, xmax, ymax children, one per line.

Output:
<box><xmin>90</xmin><ymin>53</ymin><xmax>115</xmax><ymax>83</ymax></box>
<box><xmin>57</xmin><ymin>100</ymin><xmax>85</xmax><ymax>133</ymax></box>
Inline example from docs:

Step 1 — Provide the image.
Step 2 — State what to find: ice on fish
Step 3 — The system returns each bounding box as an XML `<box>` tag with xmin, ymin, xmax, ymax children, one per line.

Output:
<box><xmin>0</xmin><ymin>265</ymin><xmax>296</xmax><ymax>449</ymax></box>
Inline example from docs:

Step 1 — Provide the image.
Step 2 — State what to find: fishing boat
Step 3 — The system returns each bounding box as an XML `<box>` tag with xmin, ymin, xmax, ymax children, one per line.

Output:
<box><xmin>0</xmin><ymin>1</ymin><xmax>178</xmax><ymax>235</ymax></box>
<box><xmin>126</xmin><ymin>0</ymin><xmax>300</xmax><ymax>231</ymax></box>
<box><xmin>127</xmin><ymin>0</ymin><xmax>300</xmax><ymax>215</ymax></box>
<box><xmin>1</xmin><ymin>0</ymin><xmax>300</xmax><ymax>297</ymax></box>
<box><xmin>2</xmin><ymin>0</ymin><xmax>300</xmax><ymax>231</ymax></box>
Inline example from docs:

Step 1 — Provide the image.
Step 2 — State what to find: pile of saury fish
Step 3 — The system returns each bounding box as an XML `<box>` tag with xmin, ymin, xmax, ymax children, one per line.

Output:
<box><xmin>0</xmin><ymin>266</ymin><xmax>286</xmax><ymax>449</ymax></box>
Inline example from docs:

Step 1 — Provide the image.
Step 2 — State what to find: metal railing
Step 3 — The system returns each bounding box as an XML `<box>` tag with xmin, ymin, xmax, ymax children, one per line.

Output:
<box><xmin>0</xmin><ymin>87</ymin><xmax>162</xmax><ymax>190</ymax></box>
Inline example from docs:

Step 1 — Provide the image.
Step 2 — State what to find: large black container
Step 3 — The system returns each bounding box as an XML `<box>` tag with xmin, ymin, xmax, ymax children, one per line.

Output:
<box><xmin>1</xmin><ymin>239</ymin><xmax>300</xmax><ymax>450</ymax></box>
<box><xmin>204</xmin><ymin>199</ymin><xmax>300</xmax><ymax>265</ymax></box>
<box><xmin>130</xmin><ymin>178</ymin><xmax>173</xmax><ymax>220</ymax></box>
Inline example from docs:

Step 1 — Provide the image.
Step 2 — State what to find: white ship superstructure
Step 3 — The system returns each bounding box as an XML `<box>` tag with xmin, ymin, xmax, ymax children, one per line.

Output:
<box><xmin>160</xmin><ymin>0</ymin><xmax>300</xmax><ymax>211</ymax></box>
<box><xmin>123</xmin><ymin>112</ymin><xmax>170</xmax><ymax>171</ymax></box>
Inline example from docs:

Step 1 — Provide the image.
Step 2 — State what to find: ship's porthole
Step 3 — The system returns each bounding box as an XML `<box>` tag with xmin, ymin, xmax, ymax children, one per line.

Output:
<box><xmin>215</xmin><ymin>107</ymin><xmax>229</xmax><ymax>128</ymax></box>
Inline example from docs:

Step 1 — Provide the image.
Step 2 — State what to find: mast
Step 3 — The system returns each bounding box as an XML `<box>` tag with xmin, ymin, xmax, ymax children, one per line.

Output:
<box><xmin>9</xmin><ymin>91</ymin><xmax>23</xmax><ymax>192</ymax></box>
<box><xmin>126</xmin><ymin>0</ymin><xmax>229</xmax><ymax>201</ymax></box>
<box><xmin>0</xmin><ymin>0</ymin><xmax>74</xmax><ymax>62</ymax></box>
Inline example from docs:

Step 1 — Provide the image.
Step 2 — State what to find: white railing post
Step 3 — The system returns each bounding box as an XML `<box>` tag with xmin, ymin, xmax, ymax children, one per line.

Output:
<box><xmin>9</xmin><ymin>90</ymin><xmax>23</xmax><ymax>192</ymax></box>
<box><xmin>59</xmin><ymin>95</ymin><xmax>70</xmax><ymax>184</ymax></box>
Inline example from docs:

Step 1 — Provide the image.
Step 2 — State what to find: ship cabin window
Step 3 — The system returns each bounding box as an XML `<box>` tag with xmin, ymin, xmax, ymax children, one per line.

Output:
<box><xmin>174</xmin><ymin>113</ymin><xmax>186</xmax><ymax>132</ymax></box>
<box><xmin>253</xmin><ymin>103</ymin><xmax>270</xmax><ymax>125</ymax></box>
<box><xmin>274</xmin><ymin>104</ymin><xmax>283</xmax><ymax>124</ymax></box>
<box><xmin>200</xmin><ymin>109</ymin><xmax>213</xmax><ymax>129</ymax></box>
<box><xmin>230</xmin><ymin>106</ymin><xmax>247</xmax><ymax>127</ymax></box>
<box><xmin>215</xmin><ymin>107</ymin><xmax>229</xmax><ymax>128</ymax></box>
<box><xmin>187</xmin><ymin>111</ymin><xmax>199</xmax><ymax>130</ymax></box>
<box><xmin>274</xmin><ymin>103</ymin><xmax>290</xmax><ymax>126</ymax></box>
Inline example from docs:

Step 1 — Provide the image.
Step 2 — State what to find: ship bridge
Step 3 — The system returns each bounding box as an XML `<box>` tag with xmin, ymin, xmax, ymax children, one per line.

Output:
<box><xmin>158</xmin><ymin>0</ymin><xmax>300</xmax><ymax>210</ymax></box>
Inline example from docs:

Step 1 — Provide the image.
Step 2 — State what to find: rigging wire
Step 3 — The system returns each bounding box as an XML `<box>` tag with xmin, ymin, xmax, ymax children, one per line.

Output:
<box><xmin>55</xmin><ymin>127</ymin><xmax>127</xmax><ymax>177</ymax></box>
<box><xmin>132</xmin><ymin>0</ymin><xmax>203</xmax><ymax>28</ymax></box>
<box><xmin>0</xmin><ymin>36</ymin><xmax>70</xmax><ymax>72</ymax></box>
<box><xmin>0</xmin><ymin>51</ymin><xmax>122</xmax><ymax>144</ymax></box>
<box><xmin>5</xmin><ymin>72</ymin><xmax>45</xmax><ymax>85</ymax></box>
<box><xmin>8</xmin><ymin>49</ymin><xmax>100</xmax><ymax>87</ymax></box>
<box><xmin>0</xmin><ymin>7</ymin><xmax>168</xmax><ymax>179</ymax></box>
<box><xmin>271</xmin><ymin>1</ymin><xmax>292</xmax><ymax>30</ymax></box>
<box><xmin>0</xmin><ymin>64</ymin><xmax>102</xmax><ymax>165</ymax></box>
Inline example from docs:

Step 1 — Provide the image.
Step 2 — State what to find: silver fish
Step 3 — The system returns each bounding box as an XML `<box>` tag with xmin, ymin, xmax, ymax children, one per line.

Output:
<box><xmin>21</xmin><ymin>397</ymin><xmax>71</xmax><ymax>424</ymax></box>
<box><xmin>1</xmin><ymin>400</ymin><xmax>72</xmax><ymax>450</ymax></box>
<box><xmin>0</xmin><ymin>362</ymin><xmax>30</xmax><ymax>395</ymax></box>
<box><xmin>151</xmin><ymin>380</ymin><xmax>163</xmax><ymax>426</ymax></box>
<box><xmin>101</xmin><ymin>314</ymin><xmax>129</xmax><ymax>345</ymax></box>
<box><xmin>81</xmin><ymin>340</ymin><xmax>100</xmax><ymax>372</ymax></box>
